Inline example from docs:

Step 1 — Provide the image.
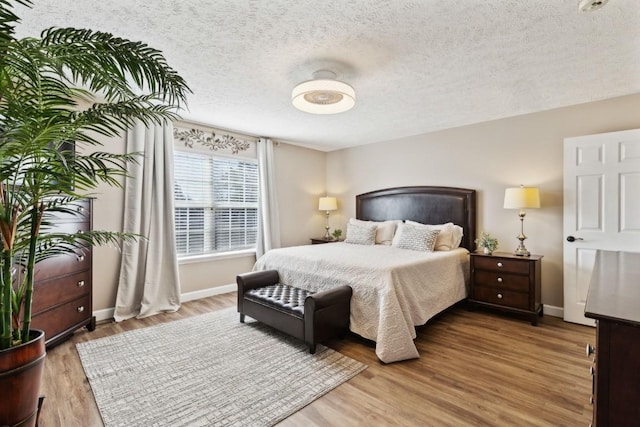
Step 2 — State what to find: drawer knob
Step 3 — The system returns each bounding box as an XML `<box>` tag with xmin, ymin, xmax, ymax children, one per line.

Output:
<box><xmin>77</xmin><ymin>280</ymin><xmax>85</xmax><ymax>288</ymax></box>
<box><xmin>589</xmin><ymin>395</ymin><xmax>594</xmax><ymax>405</ymax></box>
<box><xmin>586</xmin><ymin>343</ymin><xmax>596</xmax><ymax>357</ymax></box>
<box><xmin>497</xmin><ymin>277</ymin><xmax>503</xmax><ymax>283</ymax></box>
<box><xmin>76</xmin><ymin>254</ymin><xmax>85</xmax><ymax>262</ymax></box>
<box><xmin>497</xmin><ymin>293</ymin><xmax>503</xmax><ymax>299</ymax></box>
<box><xmin>77</xmin><ymin>206</ymin><xmax>85</xmax><ymax>213</ymax></box>
<box><xmin>589</xmin><ymin>365</ymin><xmax>595</xmax><ymax>376</ymax></box>
<box><xmin>77</xmin><ymin>230</ymin><xmax>84</xmax><ymax>234</ymax></box>
<box><xmin>497</xmin><ymin>262</ymin><xmax>503</xmax><ymax>268</ymax></box>
<box><xmin>77</xmin><ymin>306</ymin><xmax>85</xmax><ymax>313</ymax></box>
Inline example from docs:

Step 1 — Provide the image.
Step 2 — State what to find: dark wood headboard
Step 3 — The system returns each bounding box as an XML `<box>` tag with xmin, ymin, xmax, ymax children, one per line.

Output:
<box><xmin>356</xmin><ymin>186</ymin><xmax>477</xmax><ymax>251</ymax></box>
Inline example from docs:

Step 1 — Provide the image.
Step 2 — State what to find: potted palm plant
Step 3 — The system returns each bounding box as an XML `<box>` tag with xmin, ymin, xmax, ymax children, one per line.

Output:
<box><xmin>0</xmin><ymin>1</ymin><xmax>190</xmax><ymax>425</ymax></box>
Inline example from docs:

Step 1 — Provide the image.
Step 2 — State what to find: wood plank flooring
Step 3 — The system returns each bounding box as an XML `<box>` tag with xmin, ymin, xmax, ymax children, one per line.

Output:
<box><xmin>40</xmin><ymin>293</ymin><xmax>595</xmax><ymax>426</ymax></box>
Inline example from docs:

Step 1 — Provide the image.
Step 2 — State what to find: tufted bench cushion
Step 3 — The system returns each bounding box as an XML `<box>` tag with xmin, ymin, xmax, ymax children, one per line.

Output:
<box><xmin>245</xmin><ymin>284</ymin><xmax>313</xmax><ymax>318</ymax></box>
<box><xmin>237</xmin><ymin>270</ymin><xmax>352</xmax><ymax>354</ymax></box>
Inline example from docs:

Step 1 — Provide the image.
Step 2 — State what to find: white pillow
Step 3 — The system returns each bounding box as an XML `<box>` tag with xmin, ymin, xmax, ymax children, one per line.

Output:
<box><xmin>392</xmin><ymin>223</ymin><xmax>440</xmax><ymax>252</ymax></box>
<box><xmin>404</xmin><ymin>220</ymin><xmax>456</xmax><ymax>251</ymax></box>
<box><xmin>344</xmin><ymin>222</ymin><xmax>377</xmax><ymax>245</ymax></box>
<box><xmin>451</xmin><ymin>225</ymin><xmax>464</xmax><ymax>248</ymax></box>
<box><xmin>349</xmin><ymin>218</ymin><xmax>398</xmax><ymax>245</ymax></box>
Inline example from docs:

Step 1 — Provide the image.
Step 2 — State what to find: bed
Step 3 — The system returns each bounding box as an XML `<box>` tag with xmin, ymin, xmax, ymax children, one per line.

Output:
<box><xmin>253</xmin><ymin>186</ymin><xmax>476</xmax><ymax>363</ymax></box>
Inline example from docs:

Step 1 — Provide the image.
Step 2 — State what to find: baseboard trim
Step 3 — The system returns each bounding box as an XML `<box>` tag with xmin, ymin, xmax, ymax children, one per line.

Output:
<box><xmin>93</xmin><ymin>283</ymin><xmax>237</xmax><ymax>323</ymax></box>
<box><xmin>543</xmin><ymin>304</ymin><xmax>563</xmax><ymax>318</ymax></box>
<box><xmin>94</xmin><ymin>307</ymin><xmax>115</xmax><ymax>323</ymax></box>
<box><xmin>97</xmin><ymin>290</ymin><xmax>564</xmax><ymax>322</ymax></box>
<box><xmin>181</xmin><ymin>283</ymin><xmax>237</xmax><ymax>302</ymax></box>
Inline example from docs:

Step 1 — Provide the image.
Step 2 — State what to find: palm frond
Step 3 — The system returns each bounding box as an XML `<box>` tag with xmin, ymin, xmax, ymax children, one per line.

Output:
<box><xmin>0</xmin><ymin>0</ymin><xmax>32</xmax><ymax>47</ymax></box>
<box><xmin>39</xmin><ymin>27</ymin><xmax>191</xmax><ymax>106</ymax></box>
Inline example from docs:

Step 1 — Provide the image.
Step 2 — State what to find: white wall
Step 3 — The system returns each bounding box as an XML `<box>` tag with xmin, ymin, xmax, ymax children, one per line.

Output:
<box><xmin>326</xmin><ymin>93</ymin><xmax>640</xmax><ymax>308</ymax></box>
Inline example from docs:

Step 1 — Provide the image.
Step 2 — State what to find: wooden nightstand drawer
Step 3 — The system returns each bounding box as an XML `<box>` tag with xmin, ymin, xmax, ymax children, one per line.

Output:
<box><xmin>473</xmin><ymin>270</ymin><xmax>529</xmax><ymax>292</ymax></box>
<box><xmin>474</xmin><ymin>256</ymin><xmax>530</xmax><ymax>275</ymax></box>
<box><xmin>472</xmin><ymin>285</ymin><xmax>529</xmax><ymax>310</ymax></box>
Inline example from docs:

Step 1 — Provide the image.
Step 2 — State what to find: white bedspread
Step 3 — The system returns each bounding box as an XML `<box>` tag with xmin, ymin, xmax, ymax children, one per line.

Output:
<box><xmin>253</xmin><ymin>243</ymin><xmax>469</xmax><ymax>363</ymax></box>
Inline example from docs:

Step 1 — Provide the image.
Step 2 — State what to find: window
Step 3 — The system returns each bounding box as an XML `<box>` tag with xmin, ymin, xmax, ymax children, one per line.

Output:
<box><xmin>173</xmin><ymin>150</ymin><xmax>258</xmax><ymax>257</ymax></box>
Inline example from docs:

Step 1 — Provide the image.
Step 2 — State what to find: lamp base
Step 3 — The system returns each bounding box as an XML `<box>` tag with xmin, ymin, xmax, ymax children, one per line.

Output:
<box><xmin>514</xmin><ymin>236</ymin><xmax>530</xmax><ymax>257</ymax></box>
<box><xmin>323</xmin><ymin>210</ymin><xmax>332</xmax><ymax>240</ymax></box>
<box><xmin>513</xmin><ymin>211</ymin><xmax>531</xmax><ymax>256</ymax></box>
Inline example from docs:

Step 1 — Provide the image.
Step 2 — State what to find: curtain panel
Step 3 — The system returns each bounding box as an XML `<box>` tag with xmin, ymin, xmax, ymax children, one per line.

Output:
<box><xmin>114</xmin><ymin>120</ymin><xmax>181</xmax><ymax>321</ymax></box>
<box><xmin>256</xmin><ymin>138</ymin><xmax>281</xmax><ymax>258</ymax></box>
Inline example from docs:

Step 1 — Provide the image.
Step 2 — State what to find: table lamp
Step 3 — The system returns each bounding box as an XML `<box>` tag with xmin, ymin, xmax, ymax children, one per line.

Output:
<box><xmin>318</xmin><ymin>196</ymin><xmax>337</xmax><ymax>240</ymax></box>
<box><xmin>503</xmin><ymin>186</ymin><xmax>540</xmax><ymax>256</ymax></box>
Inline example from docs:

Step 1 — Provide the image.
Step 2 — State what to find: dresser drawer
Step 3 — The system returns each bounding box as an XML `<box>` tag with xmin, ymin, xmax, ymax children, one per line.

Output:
<box><xmin>42</xmin><ymin>199</ymin><xmax>91</xmax><ymax>224</ymax></box>
<box><xmin>474</xmin><ymin>256</ymin><xmax>530</xmax><ymax>275</ymax></box>
<box><xmin>31</xmin><ymin>293</ymin><xmax>92</xmax><ymax>342</ymax></box>
<box><xmin>32</xmin><ymin>270</ymin><xmax>91</xmax><ymax>314</ymax></box>
<box><xmin>474</xmin><ymin>270</ymin><xmax>529</xmax><ymax>292</ymax></box>
<box><xmin>33</xmin><ymin>248</ymin><xmax>91</xmax><ymax>282</ymax></box>
<box><xmin>41</xmin><ymin>218</ymin><xmax>90</xmax><ymax>235</ymax></box>
<box><xmin>472</xmin><ymin>285</ymin><xmax>530</xmax><ymax>310</ymax></box>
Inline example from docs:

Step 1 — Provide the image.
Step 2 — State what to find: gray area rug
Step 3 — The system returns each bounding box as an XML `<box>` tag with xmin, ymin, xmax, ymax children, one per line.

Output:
<box><xmin>76</xmin><ymin>308</ymin><xmax>366</xmax><ymax>427</ymax></box>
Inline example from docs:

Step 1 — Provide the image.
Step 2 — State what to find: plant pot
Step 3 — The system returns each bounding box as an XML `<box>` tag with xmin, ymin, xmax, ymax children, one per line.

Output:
<box><xmin>0</xmin><ymin>330</ymin><xmax>46</xmax><ymax>427</ymax></box>
<box><xmin>483</xmin><ymin>247</ymin><xmax>492</xmax><ymax>255</ymax></box>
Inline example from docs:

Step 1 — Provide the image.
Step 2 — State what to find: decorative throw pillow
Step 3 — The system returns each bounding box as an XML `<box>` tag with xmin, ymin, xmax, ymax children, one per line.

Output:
<box><xmin>349</xmin><ymin>218</ymin><xmax>398</xmax><ymax>245</ymax></box>
<box><xmin>392</xmin><ymin>223</ymin><xmax>440</xmax><ymax>252</ymax></box>
<box><xmin>405</xmin><ymin>220</ymin><xmax>457</xmax><ymax>251</ymax></box>
<box><xmin>344</xmin><ymin>222</ymin><xmax>377</xmax><ymax>245</ymax></box>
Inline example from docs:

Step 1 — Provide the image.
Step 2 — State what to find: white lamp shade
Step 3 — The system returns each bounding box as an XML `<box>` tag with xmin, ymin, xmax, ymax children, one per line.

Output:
<box><xmin>318</xmin><ymin>197</ymin><xmax>338</xmax><ymax>211</ymax></box>
<box><xmin>504</xmin><ymin>187</ymin><xmax>540</xmax><ymax>209</ymax></box>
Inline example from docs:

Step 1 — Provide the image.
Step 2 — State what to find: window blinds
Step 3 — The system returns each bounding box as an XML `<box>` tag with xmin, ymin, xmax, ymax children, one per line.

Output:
<box><xmin>173</xmin><ymin>150</ymin><xmax>258</xmax><ymax>256</ymax></box>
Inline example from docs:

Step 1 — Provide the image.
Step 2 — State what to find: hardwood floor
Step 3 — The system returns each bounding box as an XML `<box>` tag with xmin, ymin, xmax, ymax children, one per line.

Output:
<box><xmin>40</xmin><ymin>293</ymin><xmax>595</xmax><ymax>426</ymax></box>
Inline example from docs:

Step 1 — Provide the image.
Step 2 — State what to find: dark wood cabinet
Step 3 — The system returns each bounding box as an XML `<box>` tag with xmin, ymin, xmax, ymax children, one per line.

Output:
<box><xmin>468</xmin><ymin>252</ymin><xmax>542</xmax><ymax>325</ymax></box>
<box><xmin>585</xmin><ymin>251</ymin><xmax>640</xmax><ymax>427</ymax></box>
<box><xmin>30</xmin><ymin>199</ymin><xmax>95</xmax><ymax>347</ymax></box>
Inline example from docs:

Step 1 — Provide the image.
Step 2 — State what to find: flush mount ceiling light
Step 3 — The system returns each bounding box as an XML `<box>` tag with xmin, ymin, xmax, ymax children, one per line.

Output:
<box><xmin>578</xmin><ymin>0</ymin><xmax>609</xmax><ymax>12</ymax></box>
<box><xmin>291</xmin><ymin>70</ymin><xmax>355</xmax><ymax>114</ymax></box>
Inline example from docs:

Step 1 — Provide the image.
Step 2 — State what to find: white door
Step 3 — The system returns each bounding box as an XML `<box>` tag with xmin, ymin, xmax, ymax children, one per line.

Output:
<box><xmin>563</xmin><ymin>128</ymin><xmax>640</xmax><ymax>326</ymax></box>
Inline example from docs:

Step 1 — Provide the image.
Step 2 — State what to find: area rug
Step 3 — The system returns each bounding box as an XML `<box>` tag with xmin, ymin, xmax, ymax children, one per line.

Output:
<box><xmin>76</xmin><ymin>308</ymin><xmax>366</xmax><ymax>427</ymax></box>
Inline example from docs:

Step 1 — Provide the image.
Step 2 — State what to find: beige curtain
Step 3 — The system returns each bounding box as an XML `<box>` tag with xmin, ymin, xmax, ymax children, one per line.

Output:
<box><xmin>114</xmin><ymin>120</ymin><xmax>181</xmax><ymax>321</ymax></box>
<box><xmin>256</xmin><ymin>138</ymin><xmax>281</xmax><ymax>258</ymax></box>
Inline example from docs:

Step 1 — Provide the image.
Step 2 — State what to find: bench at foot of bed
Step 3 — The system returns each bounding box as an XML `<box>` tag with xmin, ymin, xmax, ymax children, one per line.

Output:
<box><xmin>236</xmin><ymin>270</ymin><xmax>352</xmax><ymax>354</ymax></box>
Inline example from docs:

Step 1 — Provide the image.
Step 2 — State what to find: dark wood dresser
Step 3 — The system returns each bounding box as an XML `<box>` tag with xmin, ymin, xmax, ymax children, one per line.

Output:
<box><xmin>468</xmin><ymin>252</ymin><xmax>543</xmax><ymax>325</ymax></box>
<box><xmin>585</xmin><ymin>250</ymin><xmax>640</xmax><ymax>427</ymax></box>
<box><xmin>30</xmin><ymin>199</ymin><xmax>95</xmax><ymax>348</ymax></box>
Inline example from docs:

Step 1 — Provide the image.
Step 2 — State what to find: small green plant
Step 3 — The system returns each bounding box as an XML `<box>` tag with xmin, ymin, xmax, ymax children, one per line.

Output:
<box><xmin>332</xmin><ymin>229</ymin><xmax>342</xmax><ymax>240</ymax></box>
<box><xmin>475</xmin><ymin>232</ymin><xmax>498</xmax><ymax>253</ymax></box>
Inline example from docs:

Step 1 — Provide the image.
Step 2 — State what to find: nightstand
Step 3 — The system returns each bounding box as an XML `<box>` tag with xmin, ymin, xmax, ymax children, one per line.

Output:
<box><xmin>310</xmin><ymin>238</ymin><xmax>339</xmax><ymax>244</ymax></box>
<box><xmin>468</xmin><ymin>252</ymin><xmax>543</xmax><ymax>325</ymax></box>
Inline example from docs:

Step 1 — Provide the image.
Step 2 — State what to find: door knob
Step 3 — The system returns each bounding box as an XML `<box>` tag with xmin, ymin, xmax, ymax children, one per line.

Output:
<box><xmin>586</xmin><ymin>343</ymin><xmax>596</xmax><ymax>357</ymax></box>
<box><xmin>566</xmin><ymin>236</ymin><xmax>584</xmax><ymax>242</ymax></box>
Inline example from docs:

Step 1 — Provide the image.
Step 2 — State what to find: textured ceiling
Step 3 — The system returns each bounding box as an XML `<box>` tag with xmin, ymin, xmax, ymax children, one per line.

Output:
<box><xmin>13</xmin><ymin>0</ymin><xmax>640</xmax><ymax>151</ymax></box>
